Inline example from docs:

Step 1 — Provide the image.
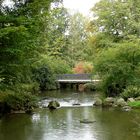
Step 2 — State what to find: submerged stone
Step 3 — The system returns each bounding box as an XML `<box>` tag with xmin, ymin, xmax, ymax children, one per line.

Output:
<box><xmin>72</xmin><ymin>103</ymin><xmax>81</xmax><ymax>106</ymax></box>
<box><xmin>122</xmin><ymin>106</ymin><xmax>132</xmax><ymax>112</ymax></box>
<box><xmin>48</xmin><ymin>100</ymin><xmax>60</xmax><ymax>109</ymax></box>
<box><xmin>80</xmin><ymin>119</ymin><xmax>96</xmax><ymax>124</ymax></box>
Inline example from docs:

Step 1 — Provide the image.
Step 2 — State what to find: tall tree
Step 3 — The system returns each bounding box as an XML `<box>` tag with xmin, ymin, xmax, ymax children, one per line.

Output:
<box><xmin>44</xmin><ymin>6</ymin><xmax>70</xmax><ymax>58</ymax></box>
<box><xmin>0</xmin><ymin>0</ymin><xmax>60</xmax><ymax>88</ymax></box>
<box><xmin>91</xmin><ymin>0</ymin><xmax>140</xmax><ymax>39</ymax></box>
<box><xmin>87</xmin><ymin>0</ymin><xmax>140</xmax><ymax>57</ymax></box>
<box><xmin>66</xmin><ymin>12</ymin><xmax>90</xmax><ymax>66</ymax></box>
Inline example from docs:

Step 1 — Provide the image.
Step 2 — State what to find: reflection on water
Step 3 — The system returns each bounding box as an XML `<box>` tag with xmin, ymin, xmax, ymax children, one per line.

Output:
<box><xmin>32</xmin><ymin>114</ymin><xmax>41</xmax><ymax>122</ymax></box>
<box><xmin>0</xmin><ymin>90</ymin><xmax>140</xmax><ymax>140</ymax></box>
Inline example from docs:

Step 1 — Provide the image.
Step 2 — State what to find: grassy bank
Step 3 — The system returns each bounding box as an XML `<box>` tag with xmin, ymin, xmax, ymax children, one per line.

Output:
<box><xmin>128</xmin><ymin>101</ymin><xmax>140</xmax><ymax>108</ymax></box>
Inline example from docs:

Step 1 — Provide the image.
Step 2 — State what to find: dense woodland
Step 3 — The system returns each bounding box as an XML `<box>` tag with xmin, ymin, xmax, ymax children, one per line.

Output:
<box><xmin>0</xmin><ymin>0</ymin><xmax>140</xmax><ymax>113</ymax></box>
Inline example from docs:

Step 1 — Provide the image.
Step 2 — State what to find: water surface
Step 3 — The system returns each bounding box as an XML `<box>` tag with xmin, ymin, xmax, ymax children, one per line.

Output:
<box><xmin>0</xmin><ymin>90</ymin><xmax>140</xmax><ymax>140</ymax></box>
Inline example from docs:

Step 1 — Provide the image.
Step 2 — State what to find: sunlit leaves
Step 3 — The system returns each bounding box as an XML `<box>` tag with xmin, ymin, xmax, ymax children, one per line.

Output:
<box><xmin>91</xmin><ymin>0</ymin><xmax>140</xmax><ymax>38</ymax></box>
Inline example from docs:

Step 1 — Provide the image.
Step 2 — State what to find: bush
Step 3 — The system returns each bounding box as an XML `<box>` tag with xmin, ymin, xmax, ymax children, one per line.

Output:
<box><xmin>95</xmin><ymin>42</ymin><xmax>140</xmax><ymax>96</ymax></box>
<box><xmin>32</xmin><ymin>65</ymin><xmax>55</xmax><ymax>90</ymax></box>
<box><xmin>3</xmin><ymin>93</ymin><xmax>37</xmax><ymax>112</ymax></box>
<box><xmin>34</xmin><ymin>56</ymin><xmax>72</xmax><ymax>74</ymax></box>
<box><xmin>121</xmin><ymin>86</ymin><xmax>140</xmax><ymax>100</ymax></box>
<box><xmin>48</xmin><ymin>58</ymin><xmax>72</xmax><ymax>74</ymax></box>
<box><xmin>32</xmin><ymin>56</ymin><xmax>72</xmax><ymax>90</ymax></box>
<box><xmin>11</xmin><ymin>83</ymin><xmax>40</xmax><ymax>94</ymax></box>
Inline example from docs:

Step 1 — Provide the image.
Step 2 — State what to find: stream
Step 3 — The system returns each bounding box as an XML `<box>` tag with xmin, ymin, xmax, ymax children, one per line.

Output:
<box><xmin>0</xmin><ymin>90</ymin><xmax>140</xmax><ymax>140</ymax></box>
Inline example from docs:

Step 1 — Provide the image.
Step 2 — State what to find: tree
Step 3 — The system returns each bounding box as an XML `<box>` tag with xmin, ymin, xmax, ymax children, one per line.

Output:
<box><xmin>91</xmin><ymin>0</ymin><xmax>140</xmax><ymax>39</ymax></box>
<box><xmin>87</xmin><ymin>0</ymin><xmax>140</xmax><ymax>57</ymax></box>
<box><xmin>0</xmin><ymin>0</ymin><xmax>60</xmax><ymax>89</ymax></box>
<box><xmin>66</xmin><ymin>12</ymin><xmax>90</xmax><ymax>66</ymax></box>
<box><xmin>87</xmin><ymin>0</ymin><xmax>140</xmax><ymax>60</ymax></box>
<box><xmin>44</xmin><ymin>6</ymin><xmax>70</xmax><ymax>58</ymax></box>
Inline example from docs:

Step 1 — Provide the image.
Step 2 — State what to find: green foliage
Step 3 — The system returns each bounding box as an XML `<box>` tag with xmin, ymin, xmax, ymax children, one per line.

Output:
<box><xmin>95</xmin><ymin>42</ymin><xmax>140</xmax><ymax>96</ymax></box>
<box><xmin>87</xmin><ymin>33</ymin><xmax>116</xmax><ymax>57</ymax></box>
<box><xmin>32</xmin><ymin>65</ymin><xmax>55</xmax><ymax>90</ymax></box>
<box><xmin>121</xmin><ymin>86</ymin><xmax>140</xmax><ymax>101</ymax></box>
<box><xmin>88</xmin><ymin>0</ymin><xmax>140</xmax><ymax>98</ymax></box>
<box><xmin>13</xmin><ymin>83</ymin><xmax>40</xmax><ymax>94</ymax></box>
<box><xmin>66</xmin><ymin>12</ymin><xmax>90</xmax><ymax>66</ymax></box>
<box><xmin>32</xmin><ymin>56</ymin><xmax>71</xmax><ymax>90</ymax></box>
<box><xmin>45</xmin><ymin>7</ymin><xmax>70</xmax><ymax>58</ymax></box>
<box><xmin>88</xmin><ymin>0</ymin><xmax>140</xmax><ymax>60</ymax></box>
<box><xmin>47</xmin><ymin>58</ymin><xmax>72</xmax><ymax>74</ymax></box>
<box><xmin>0</xmin><ymin>0</ymin><xmax>61</xmax><ymax>90</ymax></box>
<box><xmin>128</xmin><ymin>101</ymin><xmax>140</xmax><ymax>108</ymax></box>
<box><xmin>0</xmin><ymin>91</ymin><xmax>37</xmax><ymax>113</ymax></box>
<box><xmin>91</xmin><ymin>0</ymin><xmax>140</xmax><ymax>39</ymax></box>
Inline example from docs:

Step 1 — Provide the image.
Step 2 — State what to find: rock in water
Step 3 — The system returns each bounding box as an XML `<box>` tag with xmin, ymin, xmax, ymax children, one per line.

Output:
<box><xmin>93</xmin><ymin>97</ymin><xmax>102</xmax><ymax>106</ymax></box>
<box><xmin>48</xmin><ymin>101</ymin><xmax>60</xmax><ymax>109</ymax></box>
<box><xmin>73</xmin><ymin>103</ymin><xmax>81</xmax><ymax>106</ymax></box>
<box><xmin>103</xmin><ymin>97</ymin><xmax>115</xmax><ymax>107</ymax></box>
<box><xmin>116</xmin><ymin>98</ymin><xmax>127</xmax><ymax>107</ymax></box>
<box><xmin>80</xmin><ymin>119</ymin><xmax>96</xmax><ymax>124</ymax></box>
<box><xmin>122</xmin><ymin>106</ymin><xmax>132</xmax><ymax>112</ymax></box>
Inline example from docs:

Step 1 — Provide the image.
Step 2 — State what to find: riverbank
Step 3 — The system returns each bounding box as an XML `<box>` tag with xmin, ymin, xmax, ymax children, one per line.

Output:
<box><xmin>1</xmin><ymin>89</ymin><xmax>140</xmax><ymax>117</ymax></box>
<box><xmin>94</xmin><ymin>96</ymin><xmax>140</xmax><ymax>111</ymax></box>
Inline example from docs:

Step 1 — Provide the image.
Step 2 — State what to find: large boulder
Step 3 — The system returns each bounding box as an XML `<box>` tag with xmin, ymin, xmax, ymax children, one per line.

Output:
<box><xmin>48</xmin><ymin>101</ymin><xmax>60</xmax><ymax>109</ymax></box>
<box><xmin>93</xmin><ymin>98</ymin><xmax>102</xmax><ymax>106</ymax></box>
<box><xmin>116</xmin><ymin>98</ymin><xmax>127</xmax><ymax>107</ymax></box>
<box><xmin>127</xmin><ymin>98</ymin><xmax>135</xmax><ymax>102</ymax></box>
<box><xmin>103</xmin><ymin>97</ymin><xmax>115</xmax><ymax>107</ymax></box>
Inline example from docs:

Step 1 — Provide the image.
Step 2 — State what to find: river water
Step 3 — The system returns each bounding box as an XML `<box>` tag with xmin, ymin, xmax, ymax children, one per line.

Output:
<box><xmin>0</xmin><ymin>90</ymin><xmax>140</xmax><ymax>140</ymax></box>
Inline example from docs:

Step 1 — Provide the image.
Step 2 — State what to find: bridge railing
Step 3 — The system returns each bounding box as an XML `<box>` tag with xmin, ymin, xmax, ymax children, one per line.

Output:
<box><xmin>56</xmin><ymin>74</ymin><xmax>92</xmax><ymax>80</ymax></box>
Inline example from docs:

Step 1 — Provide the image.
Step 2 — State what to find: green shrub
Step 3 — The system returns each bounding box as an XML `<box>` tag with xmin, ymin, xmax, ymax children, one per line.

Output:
<box><xmin>0</xmin><ymin>92</ymin><xmax>37</xmax><ymax>113</ymax></box>
<box><xmin>32</xmin><ymin>56</ymin><xmax>72</xmax><ymax>90</ymax></box>
<box><xmin>32</xmin><ymin>65</ymin><xmax>55</xmax><ymax>90</ymax></box>
<box><xmin>121</xmin><ymin>86</ymin><xmax>140</xmax><ymax>100</ymax></box>
<box><xmin>14</xmin><ymin>83</ymin><xmax>40</xmax><ymax>94</ymax></box>
<box><xmin>95</xmin><ymin>43</ymin><xmax>140</xmax><ymax>96</ymax></box>
<box><xmin>49</xmin><ymin>58</ymin><xmax>72</xmax><ymax>74</ymax></box>
<box><xmin>34</xmin><ymin>56</ymin><xmax>72</xmax><ymax>74</ymax></box>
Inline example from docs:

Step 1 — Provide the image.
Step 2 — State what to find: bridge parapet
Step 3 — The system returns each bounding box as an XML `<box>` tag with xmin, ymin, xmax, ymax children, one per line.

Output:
<box><xmin>57</xmin><ymin>74</ymin><xmax>92</xmax><ymax>81</ymax></box>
